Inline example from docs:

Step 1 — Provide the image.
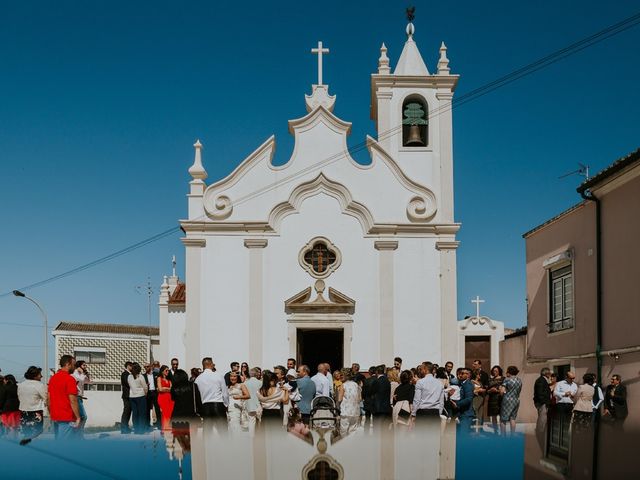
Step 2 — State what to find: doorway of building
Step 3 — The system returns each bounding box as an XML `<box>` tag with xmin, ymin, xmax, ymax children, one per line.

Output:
<box><xmin>464</xmin><ymin>335</ymin><xmax>491</xmax><ymax>370</ymax></box>
<box><xmin>297</xmin><ymin>328</ymin><xmax>344</xmax><ymax>375</ymax></box>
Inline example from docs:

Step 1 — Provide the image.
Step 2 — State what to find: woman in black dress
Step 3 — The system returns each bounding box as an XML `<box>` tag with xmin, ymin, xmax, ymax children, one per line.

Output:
<box><xmin>170</xmin><ymin>369</ymin><xmax>200</xmax><ymax>423</ymax></box>
<box><xmin>486</xmin><ymin>365</ymin><xmax>504</xmax><ymax>432</ymax></box>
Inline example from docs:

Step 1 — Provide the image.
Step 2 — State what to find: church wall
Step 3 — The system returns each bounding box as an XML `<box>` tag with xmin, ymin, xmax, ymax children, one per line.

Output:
<box><xmin>394</xmin><ymin>237</ymin><xmax>443</xmax><ymax>367</ymax></box>
<box><xmin>166</xmin><ymin>308</ymin><xmax>185</xmax><ymax>365</ymax></box>
<box><xmin>264</xmin><ymin>193</ymin><xmax>379</xmax><ymax>369</ymax></box>
<box><xmin>199</xmin><ymin>237</ymin><xmax>250</xmax><ymax>367</ymax></box>
<box><xmin>191</xmin><ymin>194</ymin><xmax>454</xmax><ymax>370</ymax></box>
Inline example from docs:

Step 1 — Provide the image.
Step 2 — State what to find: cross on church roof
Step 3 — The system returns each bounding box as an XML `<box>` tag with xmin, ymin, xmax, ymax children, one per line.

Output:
<box><xmin>471</xmin><ymin>295</ymin><xmax>485</xmax><ymax>319</ymax></box>
<box><xmin>311</xmin><ymin>41</ymin><xmax>330</xmax><ymax>85</ymax></box>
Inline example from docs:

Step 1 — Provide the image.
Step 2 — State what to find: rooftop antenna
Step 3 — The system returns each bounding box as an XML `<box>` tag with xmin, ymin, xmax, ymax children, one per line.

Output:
<box><xmin>135</xmin><ymin>277</ymin><xmax>154</xmax><ymax>362</ymax></box>
<box><xmin>559</xmin><ymin>163</ymin><xmax>590</xmax><ymax>181</ymax></box>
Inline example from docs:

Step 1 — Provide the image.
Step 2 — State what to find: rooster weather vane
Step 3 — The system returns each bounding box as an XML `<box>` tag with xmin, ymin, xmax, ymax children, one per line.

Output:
<box><xmin>406</xmin><ymin>6</ymin><xmax>416</xmax><ymax>23</ymax></box>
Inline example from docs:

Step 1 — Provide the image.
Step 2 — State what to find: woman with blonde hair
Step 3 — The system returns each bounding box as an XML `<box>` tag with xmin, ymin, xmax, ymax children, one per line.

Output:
<box><xmin>337</xmin><ymin>369</ymin><xmax>361</xmax><ymax>433</ymax></box>
<box><xmin>387</xmin><ymin>368</ymin><xmax>400</xmax><ymax>407</ymax></box>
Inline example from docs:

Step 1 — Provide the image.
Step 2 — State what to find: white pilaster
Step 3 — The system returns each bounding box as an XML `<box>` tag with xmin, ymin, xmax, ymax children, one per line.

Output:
<box><xmin>437</xmin><ymin>242</ymin><xmax>459</xmax><ymax>364</ymax></box>
<box><xmin>375</xmin><ymin>240</ymin><xmax>398</xmax><ymax>364</ymax></box>
<box><xmin>183</xmin><ymin>237</ymin><xmax>206</xmax><ymax>368</ymax></box>
<box><xmin>436</xmin><ymin>91</ymin><xmax>455</xmax><ymax>222</ymax></box>
<box><xmin>244</xmin><ymin>238</ymin><xmax>268</xmax><ymax>367</ymax></box>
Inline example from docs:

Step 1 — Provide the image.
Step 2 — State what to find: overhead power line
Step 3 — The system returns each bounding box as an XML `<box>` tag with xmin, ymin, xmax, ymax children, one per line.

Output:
<box><xmin>1</xmin><ymin>11</ymin><xmax>639</xmax><ymax>300</ymax></box>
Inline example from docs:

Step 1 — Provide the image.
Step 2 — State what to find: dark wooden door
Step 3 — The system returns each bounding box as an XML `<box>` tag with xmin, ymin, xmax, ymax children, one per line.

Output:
<box><xmin>464</xmin><ymin>335</ymin><xmax>491</xmax><ymax>369</ymax></box>
<box><xmin>297</xmin><ymin>328</ymin><xmax>343</xmax><ymax>375</ymax></box>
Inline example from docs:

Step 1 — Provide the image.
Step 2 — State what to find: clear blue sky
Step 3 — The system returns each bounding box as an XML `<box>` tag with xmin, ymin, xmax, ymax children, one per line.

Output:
<box><xmin>1</xmin><ymin>1</ymin><xmax>639</xmax><ymax>376</ymax></box>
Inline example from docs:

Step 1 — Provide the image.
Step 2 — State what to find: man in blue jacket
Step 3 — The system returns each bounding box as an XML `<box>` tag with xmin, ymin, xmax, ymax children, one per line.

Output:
<box><xmin>452</xmin><ymin>368</ymin><xmax>475</xmax><ymax>433</ymax></box>
<box><xmin>296</xmin><ymin>365</ymin><xmax>317</xmax><ymax>424</ymax></box>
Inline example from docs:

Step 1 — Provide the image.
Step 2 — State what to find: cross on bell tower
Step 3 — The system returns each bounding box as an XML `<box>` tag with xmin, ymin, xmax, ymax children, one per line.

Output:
<box><xmin>471</xmin><ymin>296</ymin><xmax>485</xmax><ymax>319</ymax></box>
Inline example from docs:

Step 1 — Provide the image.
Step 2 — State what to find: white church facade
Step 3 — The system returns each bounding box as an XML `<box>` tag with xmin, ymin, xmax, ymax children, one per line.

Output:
<box><xmin>158</xmin><ymin>21</ymin><xmax>462</xmax><ymax>372</ymax></box>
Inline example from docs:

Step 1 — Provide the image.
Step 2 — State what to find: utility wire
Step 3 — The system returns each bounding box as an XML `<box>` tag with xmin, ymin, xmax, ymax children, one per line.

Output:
<box><xmin>1</xmin><ymin>11</ymin><xmax>638</xmax><ymax>300</ymax></box>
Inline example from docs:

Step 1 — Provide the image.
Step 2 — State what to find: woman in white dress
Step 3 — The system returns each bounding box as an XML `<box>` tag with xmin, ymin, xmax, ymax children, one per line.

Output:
<box><xmin>337</xmin><ymin>369</ymin><xmax>361</xmax><ymax>434</ymax></box>
<box><xmin>227</xmin><ymin>371</ymin><xmax>250</xmax><ymax>432</ymax></box>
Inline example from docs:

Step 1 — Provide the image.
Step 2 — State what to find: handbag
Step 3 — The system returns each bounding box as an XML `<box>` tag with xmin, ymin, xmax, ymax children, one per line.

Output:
<box><xmin>398</xmin><ymin>408</ymin><xmax>411</xmax><ymax>419</ymax></box>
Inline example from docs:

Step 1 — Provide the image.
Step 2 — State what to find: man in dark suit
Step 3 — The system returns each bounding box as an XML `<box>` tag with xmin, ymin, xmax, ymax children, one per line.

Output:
<box><xmin>371</xmin><ymin>365</ymin><xmax>392</xmax><ymax>430</ymax></box>
<box><xmin>533</xmin><ymin>367</ymin><xmax>552</xmax><ymax>435</ymax></box>
<box><xmin>362</xmin><ymin>366</ymin><xmax>377</xmax><ymax>427</ymax></box>
<box><xmin>143</xmin><ymin>363</ymin><xmax>161</xmax><ymax>429</ymax></box>
<box><xmin>604</xmin><ymin>374</ymin><xmax>628</xmax><ymax>430</ymax></box>
<box><xmin>120</xmin><ymin>361</ymin><xmax>133</xmax><ymax>434</ymax></box>
<box><xmin>452</xmin><ymin>368</ymin><xmax>475</xmax><ymax>433</ymax></box>
<box><xmin>471</xmin><ymin>359</ymin><xmax>490</xmax><ymax>387</ymax></box>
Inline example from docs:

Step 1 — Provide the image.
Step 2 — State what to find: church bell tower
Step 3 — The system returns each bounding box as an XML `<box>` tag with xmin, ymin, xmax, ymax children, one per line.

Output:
<box><xmin>370</xmin><ymin>16</ymin><xmax>459</xmax><ymax>224</ymax></box>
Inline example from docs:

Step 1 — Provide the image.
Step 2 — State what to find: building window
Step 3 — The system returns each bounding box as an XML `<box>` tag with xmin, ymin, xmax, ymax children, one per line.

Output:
<box><xmin>401</xmin><ymin>96</ymin><xmax>428</xmax><ymax>147</ymax></box>
<box><xmin>74</xmin><ymin>348</ymin><xmax>106</xmax><ymax>364</ymax></box>
<box><xmin>298</xmin><ymin>237</ymin><xmax>342</xmax><ymax>279</ymax></box>
<box><xmin>548</xmin><ymin>265</ymin><xmax>573</xmax><ymax>332</ymax></box>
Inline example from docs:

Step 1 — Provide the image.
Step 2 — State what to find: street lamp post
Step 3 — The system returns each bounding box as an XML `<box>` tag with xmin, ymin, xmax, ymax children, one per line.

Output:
<box><xmin>13</xmin><ymin>290</ymin><xmax>49</xmax><ymax>382</ymax></box>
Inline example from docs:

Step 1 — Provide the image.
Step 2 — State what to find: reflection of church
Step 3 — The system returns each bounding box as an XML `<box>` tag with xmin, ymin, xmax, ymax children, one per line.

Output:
<box><xmin>158</xmin><ymin>18</ymin><xmax>461</xmax><ymax>371</ymax></box>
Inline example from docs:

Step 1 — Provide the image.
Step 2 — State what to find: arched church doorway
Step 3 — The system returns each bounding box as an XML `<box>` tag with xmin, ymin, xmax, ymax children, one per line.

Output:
<box><xmin>297</xmin><ymin>328</ymin><xmax>344</xmax><ymax>375</ymax></box>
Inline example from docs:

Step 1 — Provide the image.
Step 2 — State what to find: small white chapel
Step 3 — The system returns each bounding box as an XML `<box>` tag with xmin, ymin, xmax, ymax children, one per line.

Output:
<box><xmin>158</xmin><ymin>19</ymin><xmax>462</xmax><ymax>372</ymax></box>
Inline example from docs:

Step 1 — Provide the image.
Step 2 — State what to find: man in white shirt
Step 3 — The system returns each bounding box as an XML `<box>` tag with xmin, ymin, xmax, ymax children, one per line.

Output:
<box><xmin>194</xmin><ymin>357</ymin><xmax>229</xmax><ymax>431</ymax></box>
<box><xmin>411</xmin><ymin>365</ymin><xmax>445</xmax><ymax>421</ymax></box>
<box><xmin>311</xmin><ymin>364</ymin><xmax>332</xmax><ymax>398</ymax></box>
<box><xmin>554</xmin><ymin>371</ymin><xmax>578</xmax><ymax>427</ymax></box>
<box><xmin>554</xmin><ymin>371</ymin><xmax>578</xmax><ymax>405</ymax></box>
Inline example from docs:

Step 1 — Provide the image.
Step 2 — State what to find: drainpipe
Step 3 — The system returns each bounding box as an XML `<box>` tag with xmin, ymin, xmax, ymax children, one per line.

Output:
<box><xmin>579</xmin><ymin>188</ymin><xmax>602</xmax><ymax>480</ymax></box>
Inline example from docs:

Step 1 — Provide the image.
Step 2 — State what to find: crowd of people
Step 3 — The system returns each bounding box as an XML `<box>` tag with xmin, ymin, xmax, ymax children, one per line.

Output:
<box><xmin>113</xmin><ymin>356</ymin><xmax>528</xmax><ymax>436</ymax></box>
<box><xmin>0</xmin><ymin>354</ymin><xmax>629</xmax><ymax>441</ymax></box>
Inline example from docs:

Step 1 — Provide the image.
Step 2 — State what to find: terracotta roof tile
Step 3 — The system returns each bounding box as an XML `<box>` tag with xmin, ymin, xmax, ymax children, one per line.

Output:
<box><xmin>169</xmin><ymin>282</ymin><xmax>186</xmax><ymax>305</ymax></box>
<box><xmin>578</xmin><ymin>147</ymin><xmax>640</xmax><ymax>193</ymax></box>
<box><xmin>54</xmin><ymin>321</ymin><xmax>159</xmax><ymax>336</ymax></box>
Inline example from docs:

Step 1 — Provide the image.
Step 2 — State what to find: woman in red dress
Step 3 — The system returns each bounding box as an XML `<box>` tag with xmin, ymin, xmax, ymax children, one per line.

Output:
<box><xmin>156</xmin><ymin>365</ymin><xmax>174</xmax><ymax>431</ymax></box>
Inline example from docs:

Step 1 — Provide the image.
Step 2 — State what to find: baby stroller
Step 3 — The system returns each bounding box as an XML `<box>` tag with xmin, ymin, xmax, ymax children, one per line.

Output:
<box><xmin>310</xmin><ymin>396</ymin><xmax>339</xmax><ymax>429</ymax></box>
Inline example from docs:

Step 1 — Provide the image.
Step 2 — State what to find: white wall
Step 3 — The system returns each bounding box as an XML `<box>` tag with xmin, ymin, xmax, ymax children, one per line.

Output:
<box><xmin>82</xmin><ymin>391</ymin><xmax>123</xmax><ymax>428</ymax></box>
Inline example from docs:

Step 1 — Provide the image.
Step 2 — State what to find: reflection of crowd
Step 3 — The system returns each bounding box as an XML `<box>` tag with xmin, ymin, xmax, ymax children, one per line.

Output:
<box><xmin>534</xmin><ymin>368</ymin><xmax>628</xmax><ymax>439</ymax></box>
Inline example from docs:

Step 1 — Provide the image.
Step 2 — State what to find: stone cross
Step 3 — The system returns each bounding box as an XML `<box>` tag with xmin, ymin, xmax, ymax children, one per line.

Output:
<box><xmin>472</xmin><ymin>295</ymin><xmax>485</xmax><ymax>319</ymax></box>
<box><xmin>311</xmin><ymin>41</ymin><xmax>330</xmax><ymax>85</ymax></box>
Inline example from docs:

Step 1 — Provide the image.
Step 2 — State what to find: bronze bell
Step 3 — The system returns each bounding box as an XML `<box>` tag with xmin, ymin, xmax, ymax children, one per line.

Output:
<box><xmin>405</xmin><ymin>124</ymin><xmax>425</xmax><ymax>146</ymax></box>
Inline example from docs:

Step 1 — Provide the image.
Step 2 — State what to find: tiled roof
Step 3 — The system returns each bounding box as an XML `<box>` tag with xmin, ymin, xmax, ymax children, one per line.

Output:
<box><xmin>577</xmin><ymin>147</ymin><xmax>640</xmax><ymax>193</ymax></box>
<box><xmin>522</xmin><ymin>201</ymin><xmax>587</xmax><ymax>238</ymax></box>
<box><xmin>169</xmin><ymin>282</ymin><xmax>185</xmax><ymax>304</ymax></box>
<box><xmin>504</xmin><ymin>326</ymin><xmax>527</xmax><ymax>339</ymax></box>
<box><xmin>54</xmin><ymin>321</ymin><xmax>159</xmax><ymax>336</ymax></box>
<box><xmin>525</xmin><ymin>147</ymin><xmax>640</xmax><ymax>238</ymax></box>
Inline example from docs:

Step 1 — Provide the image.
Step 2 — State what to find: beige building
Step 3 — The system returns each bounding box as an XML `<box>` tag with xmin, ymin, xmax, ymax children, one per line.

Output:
<box><xmin>521</xmin><ymin>148</ymin><xmax>639</xmax><ymax>478</ymax></box>
<box><xmin>53</xmin><ymin>321</ymin><xmax>160</xmax><ymax>391</ymax></box>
